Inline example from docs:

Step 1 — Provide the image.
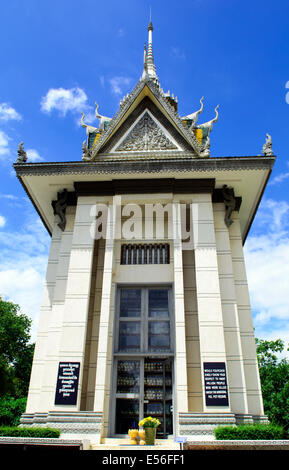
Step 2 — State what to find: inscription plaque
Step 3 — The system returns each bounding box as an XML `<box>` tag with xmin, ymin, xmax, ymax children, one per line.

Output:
<box><xmin>54</xmin><ymin>362</ymin><xmax>80</xmax><ymax>405</ymax></box>
<box><xmin>203</xmin><ymin>362</ymin><xmax>229</xmax><ymax>406</ymax></box>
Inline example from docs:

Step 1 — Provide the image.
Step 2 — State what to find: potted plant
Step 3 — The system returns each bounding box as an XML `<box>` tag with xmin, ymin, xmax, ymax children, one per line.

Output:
<box><xmin>138</xmin><ymin>416</ymin><xmax>161</xmax><ymax>445</ymax></box>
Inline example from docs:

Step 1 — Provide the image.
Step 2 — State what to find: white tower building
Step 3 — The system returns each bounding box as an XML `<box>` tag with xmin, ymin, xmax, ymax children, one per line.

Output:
<box><xmin>14</xmin><ymin>22</ymin><xmax>274</xmax><ymax>445</ymax></box>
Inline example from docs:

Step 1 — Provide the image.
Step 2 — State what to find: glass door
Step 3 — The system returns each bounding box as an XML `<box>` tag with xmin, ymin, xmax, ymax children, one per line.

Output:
<box><xmin>115</xmin><ymin>360</ymin><xmax>140</xmax><ymax>434</ymax></box>
<box><xmin>113</xmin><ymin>286</ymin><xmax>174</xmax><ymax>437</ymax></box>
<box><xmin>143</xmin><ymin>358</ymin><xmax>173</xmax><ymax>437</ymax></box>
<box><xmin>114</xmin><ymin>358</ymin><xmax>173</xmax><ymax>437</ymax></box>
<box><xmin>164</xmin><ymin>359</ymin><xmax>173</xmax><ymax>436</ymax></box>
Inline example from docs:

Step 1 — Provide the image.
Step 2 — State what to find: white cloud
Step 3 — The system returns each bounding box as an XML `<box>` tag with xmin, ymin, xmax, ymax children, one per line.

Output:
<box><xmin>244</xmin><ymin>198</ymin><xmax>289</xmax><ymax>349</ymax></box>
<box><xmin>0</xmin><ymin>215</ymin><xmax>6</xmax><ymax>227</ymax></box>
<box><xmin>0</xmin><ymin>212</ymin><xmax>50</xmax><ymax>341</ymax></box>
<box><xmin>109</xmin><ymin>76</ymin><xmax>132</xmax><ymax>96</ymax></box>
<box><xmin>40</xmin><ymin>87</ymin><xmax>89</xmax><ymax>116</ymax></box>
<box><xmin>269</xmin><ymin>161</ymin><xmax>289</xmax><ymax>186</ymax></box>
<box><xmin>0</xmin><ymin>194</ymin><xmax>18</xmax><ymax>200</ymax></box>
<box><xmin>117</xmin><ymin>28</ymin><xmax>125</xmax><ymax>37</ymax></box>
<box><xmin>0</xmin><ymin>194</ymin><xmax>22</xmax><ymax>209</ymax></box>
<box><xmin>0</xmin><ymin>102</ymin><xmax>22</xmax><ymax>121</ymax></box>
<box><xmin>247</xmin><ymin>198</ymin><xmax>289</xmax><ymax>234</ymax></box>
<box><xmin>0</xmin><ymin>130</ymin><xmax>10</xmax><ymax>156</ymax></box>
<box><xmin>26</xmin><ymin>148</ymin><xmax>44</xmax><ymax>162</ymax></box>
<box><xmin>0</xmin><ymin>266</ymin><xmax>46</xmax><ymax>340</ymax></box>
<box><xmin>269</xmin><ymin>171</ymin><xmax>289</xmax><ymax>185</ymax></box>
<box><xmin>40</xmin><ymin>86</ymin><xmax>97</xmax><ymax>127</ymax></box>
<box><xmin>245</xmin><ymin>234</ymin><xmax>289</xmax><ymax>322</ymax></box>
<box><xmin>170</xmin><ymin>46</ymin><xmax>186</xmax><ymax>60</ymax></box>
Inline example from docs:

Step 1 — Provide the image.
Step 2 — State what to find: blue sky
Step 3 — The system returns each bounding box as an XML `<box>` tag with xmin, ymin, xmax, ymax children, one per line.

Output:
<box><xmin>0</xmin><ymin>0</ymin><xmax>289</xmax><ymax>351</ymax></box>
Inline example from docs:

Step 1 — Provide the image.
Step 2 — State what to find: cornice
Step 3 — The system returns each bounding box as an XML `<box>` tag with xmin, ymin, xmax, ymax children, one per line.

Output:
<box><xmin>13</xmin><ymin>155</ymin><xmax>276</xmax><ymax>177</ymax></box>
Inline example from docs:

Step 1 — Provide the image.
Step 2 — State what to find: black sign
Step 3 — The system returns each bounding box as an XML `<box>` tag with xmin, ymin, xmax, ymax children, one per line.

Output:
<box><xmin>203</xmin><ymin>362</ymin><xmax>229</xmax><ymax>406</ymax></box>
<box><xmin>55</xmin><ymin>362</ymin><xmax>80</xmax><ymax>405</ymax></box>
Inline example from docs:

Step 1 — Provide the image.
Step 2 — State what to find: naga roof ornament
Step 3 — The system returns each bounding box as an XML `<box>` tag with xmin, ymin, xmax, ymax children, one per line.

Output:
<box><xmin>80</xmin><ymin>112</ymin><xmax>99</xmax><ymax>136</ymax></box>
<box><xmin>182</xmin><ymin>101</ymin><xmax>220</xmax><ymax>155</ymax></box>
<box><xmin>80</xmin><ymin>103</ymin><xmax>112</xmax><ymax>158</ymax></box>
<box><xmin>182</xmin><ymin>96</ymin><xmax>204</xmax><ymax>127</ymax></box>
<box><xmin>16</xmin><ymin>141</ymin><xmax>27</xmax><ymax>163</ymax></box>
<box><xmin>262</xmin><ymin>133</ymin><xmax>274</xmax><ymax>156</ymax></box>
<box><xmin>95</xmin><ymin>103</ymin><xmax>112</xmax><ymax>130</ymax></box>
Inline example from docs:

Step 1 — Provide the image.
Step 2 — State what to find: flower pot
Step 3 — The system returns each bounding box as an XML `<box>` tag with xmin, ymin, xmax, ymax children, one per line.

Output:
<box><xmin>145</xmin><ymin>427</ymin><xmax>156</xmax><ymax>445</ymax></box>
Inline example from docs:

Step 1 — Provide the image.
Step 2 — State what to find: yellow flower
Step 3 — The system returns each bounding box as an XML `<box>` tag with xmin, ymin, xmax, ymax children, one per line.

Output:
<box><xmin>138</xmin><ymin>416</ymin><xmax>161</xmax><ymax>428</ymax></box>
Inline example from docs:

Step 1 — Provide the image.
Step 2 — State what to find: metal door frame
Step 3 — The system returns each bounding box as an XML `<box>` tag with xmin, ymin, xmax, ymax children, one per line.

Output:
<box><xmin>109</xmin><ymin>284</ymin><xmax>175</xmax><ymax>438</ymax></box>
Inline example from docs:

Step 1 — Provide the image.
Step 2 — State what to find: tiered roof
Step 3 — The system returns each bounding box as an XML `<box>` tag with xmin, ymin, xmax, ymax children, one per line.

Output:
<box><xmin>81</xmin><ymin>21</ymin><xmax>221</xmax><ymax>161</ymax></box>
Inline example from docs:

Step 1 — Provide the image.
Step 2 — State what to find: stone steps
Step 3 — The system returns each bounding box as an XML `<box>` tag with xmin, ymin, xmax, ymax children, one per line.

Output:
<box><xmin>90</xmin><ymin>438</ymin><xmax>180</xmax><ymax>451</ymax></box>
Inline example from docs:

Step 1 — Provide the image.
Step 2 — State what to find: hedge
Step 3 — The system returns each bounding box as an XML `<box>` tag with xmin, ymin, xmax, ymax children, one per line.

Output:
<box><xmin>0</xmin><ymin>397</ymin><xmax>27</xmax><ymax>426</ymax></box>
<box><xmin>214</xmin><ymin>424</ymin><xmax>285</xmax><ymax>440</ymax></box>
<box><xmin>0</xmin><ymin>427</ymin><xmax>61</xmax><ymax>438</ymax></box>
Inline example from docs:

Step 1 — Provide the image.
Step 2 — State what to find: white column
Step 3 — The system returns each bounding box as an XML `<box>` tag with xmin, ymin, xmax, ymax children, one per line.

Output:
<box><xmin>193</xmin><ymin>194</ymin><xmax>231</xmax><ymax>412</ymax></box>
<box><xmin>230</xmin><ymin>215</ymin><xmax>264</xmax><ymax>416</ymax></box>
<box><xmin>26</xmin><ymin>221</ymin><xmax>62</xmax><ymax>413</ymax></box>
<box><xmin>172</xmin><ymin>201</ymin><xmax>189</xmax><ymax>416</ymax></box>
<box><xmin>93</xmin><ymin>197</ymin><xmax>118</xmax><ymax>431</ymax></box>
<box><xmin>214</xmin><ymin>204</ymin><xmax>248</xmax><ymax>415</ymax></box>
<box><xmin>40</xmin><ymin>207</ymin><xmax>75</xmax><ymax>410</ymax></box>
<box><xmin>82</xmin><ymin>238</ymin><xmax>105</xmax><ymax>410</ymax></box>
<box><xmin>55</xmin><ymin>196</ymin><xmax>97</xmax><ymax>411</ymax></box>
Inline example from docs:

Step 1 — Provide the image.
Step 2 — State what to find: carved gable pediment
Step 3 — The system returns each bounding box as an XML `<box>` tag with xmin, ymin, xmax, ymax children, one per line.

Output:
<box><xmin>97</xmin><ymin>94</ymin><xmax>197</xmax><ymax>156</ymax></box>
<box><xmin>111</xmin><ymin>109</ymin><xmax>181</xmax><ymax>153</ymax></box>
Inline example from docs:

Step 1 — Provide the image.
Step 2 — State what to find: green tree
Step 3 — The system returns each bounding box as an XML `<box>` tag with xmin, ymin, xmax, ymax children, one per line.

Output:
<box><xmin>0</xmin><ymin>298</ymin><xmax>34</xmax><ymax>397</ymax></box>
<box><xmin>256</xmin><ymin>338</ymin><xmax>289</xmax><ymax>431</ymax></box>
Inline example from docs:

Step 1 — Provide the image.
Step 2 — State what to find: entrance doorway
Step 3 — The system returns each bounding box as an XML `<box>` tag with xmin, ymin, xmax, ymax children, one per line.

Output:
<box><xmin>114</xmin><ymin>357</ymin><xmax>173</xmax><ymax>437</ymax></box>
<box><xmin>111</xmin><ymin>286</ymin><xmax>174</xmax><ymax>437</ymax></box>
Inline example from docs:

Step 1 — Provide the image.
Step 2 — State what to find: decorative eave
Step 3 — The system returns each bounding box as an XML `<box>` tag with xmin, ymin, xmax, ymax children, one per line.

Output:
<box><xmin>14</xmin><ymin>155</ymin><xmax>275</xmax><ymax>177</ymax></box>
<box><xmin>13</xmin><ymin>155</ymin><xmax>275</xmax><ymax>245</ymax></box>
<box><xmin>90</xmin><ymin>77</ymin><xmax>202</xmax><ymax>158</ymax></box>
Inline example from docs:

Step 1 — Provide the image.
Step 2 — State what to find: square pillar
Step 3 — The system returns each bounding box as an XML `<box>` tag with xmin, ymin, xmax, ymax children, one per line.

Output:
<box><xmin>39</xmin><ymin>208</ymin><xmax>75</xmax><ymax>411</ymax></box>
<box><xmin>93</xmin><ymin>196</ymin><xmax>118</xmax><ymax>438</ymax></box>
<box><xmin>193</xmin><ymin>194</ymin><xmax>231</xmax><ymax>413</ymax></box>
<box><xmin>54</xmin><ymin>196</ymin><xmax>97</xmax><ymax>411</ymax></box>
<box><xmin>172</xmin><ymin>201</ymin><xmax>189</xmax><ymax>421</ymax></box>
<box><xmin>213</xmin><ymin>203</ymin><xmax>248</xmax><ymax>415</ymax></box>
<box><xmin>230</xmin><ymin>215</ymin><xmax>264</xmax><ymax>417</ymax></box>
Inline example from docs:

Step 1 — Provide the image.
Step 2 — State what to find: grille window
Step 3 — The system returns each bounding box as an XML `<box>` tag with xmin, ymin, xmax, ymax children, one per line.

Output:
<box><xmin>121</xmin><ymin>244</ymin><xmax>170</xmax><ymax>265</ymax></box>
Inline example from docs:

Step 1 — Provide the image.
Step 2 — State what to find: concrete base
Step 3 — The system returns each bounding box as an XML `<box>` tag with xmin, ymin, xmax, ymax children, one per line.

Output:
<box><xmin>0</xmin><ymin>436</ymin><xmax>90</xmax><ymax>450</ymax></box>
<box><xmin>179</xmin><ymin>413</ymin><xmax>269</xmax><ymax>438</ymax></box>
<box><xmin>20</xmin><ymin>411</ymin><xmax>270</xmax><ymax>444</ymax></box>
<box><xmin>20</xmin><ymin>411</ymin><xmax>102</xmax><ymax>443</ymax></box>
<box><xmin>184</xmin><ymin>440</ymin><xmax>289</xmax><ymax>450</ymax></box>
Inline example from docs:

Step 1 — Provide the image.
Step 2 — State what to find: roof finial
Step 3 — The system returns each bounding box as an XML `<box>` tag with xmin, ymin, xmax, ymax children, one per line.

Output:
<box><xmin>146</xmin><ymin>13</ymin><xmax>158</xmax><ymax>81</ymax></box>
<box><xmin>148</xmin><ymin>6</ymin><xmax>152</xmax><ymax>30</ymax></box>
